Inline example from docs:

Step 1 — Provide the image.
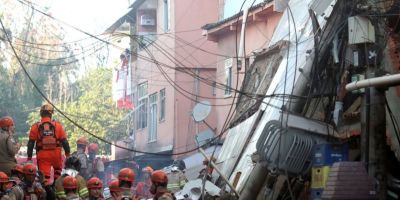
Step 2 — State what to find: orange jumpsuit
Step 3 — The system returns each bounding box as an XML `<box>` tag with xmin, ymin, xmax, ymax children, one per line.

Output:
<box><xmin>28</xmin><ymin>117</ymin><xmax>69</xmax><ymax>182</ymax></box>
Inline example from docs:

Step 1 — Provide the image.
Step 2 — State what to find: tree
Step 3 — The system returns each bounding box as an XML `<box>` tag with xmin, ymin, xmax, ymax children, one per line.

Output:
<box><xmin>41</xmin><ymin>68</ymin><xmax>128</xmax><ymax>154</ymax></box>
<box><xmin>1</xmin><ymin>0</ymin><xmax>79</xmax><ymax>141</ymax></box>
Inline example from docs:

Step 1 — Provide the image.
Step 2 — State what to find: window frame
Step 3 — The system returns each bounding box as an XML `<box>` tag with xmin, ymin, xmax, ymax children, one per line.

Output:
<box><xmin>224</xmin><ymin>58</ymin><xmax>233</xmax><ymax>96</ymax></box>
<box><xmin>148</xmin><ymin>92</ymin><xmax>158</xmax><ymax>142</ymax></box>
<box><xmin>136</xmin><ymin>82</ymin><xmax>148</xmax><ymax>130</ymax></box>
<box><xmin>159</xmin><ymin>88</ymin><xmax>166</xmax><ymax>121</ymax></box>
<box><xmin>163</xmin><ymin>0</ymin><xmax>171</xmax><ymax>32</ymax></box>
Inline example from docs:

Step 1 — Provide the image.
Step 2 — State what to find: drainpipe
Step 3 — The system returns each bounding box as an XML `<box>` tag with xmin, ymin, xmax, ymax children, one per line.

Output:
<box><xmin>239</xmin><ymin>162</ymin><xmax>269</xmax><ymax>200</ymax></box>
<box><xmin>237</xmin><ymin>8</ymin><xmax>249</xmax><ymax>70</ymax></box>
<box><xmin>345</xmin><ymin>73</ymin><xmax>400</xmax><ymax>91</ymax></box>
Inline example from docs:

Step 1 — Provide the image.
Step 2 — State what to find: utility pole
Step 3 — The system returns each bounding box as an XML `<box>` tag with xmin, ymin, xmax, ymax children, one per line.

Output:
<box><xmin>357</xmin><ymin>1</ymin><xmax>388</xmax><ymax>199</ymax></box>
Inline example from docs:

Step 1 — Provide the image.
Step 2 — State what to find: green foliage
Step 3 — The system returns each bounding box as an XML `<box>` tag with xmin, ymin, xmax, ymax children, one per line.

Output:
<box><xmin>56</xmin><ymin>68</ymin><xmax>128</xmax><ymax>154</ymax></box>
<box><xmin>2</xmin><ymin>2</ymin><xmax>127</xmax><ymax>155</ymax></box>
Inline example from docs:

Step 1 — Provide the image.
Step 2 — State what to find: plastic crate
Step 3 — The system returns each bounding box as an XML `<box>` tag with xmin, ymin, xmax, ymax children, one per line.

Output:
<box><xmin>312</xmin><ymin>143</ymin><xmax>349</xmax><ymax>167</ymax></box>
<box><xmin>311</xmin><ymin>166</ymin><xmax>330</xmax><ymax>189</ymax></box>
<box><xmin>311</xmin><ymin>188</ymin><xmax>324</xmax><ymax>200</ymax></box>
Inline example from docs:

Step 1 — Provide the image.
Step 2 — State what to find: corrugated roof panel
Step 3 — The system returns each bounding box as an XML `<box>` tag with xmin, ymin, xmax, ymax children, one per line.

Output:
<box><xmin>221</xmin><ymin>0</ymin><xmax>339</xmax><ymax>192</ymax></box>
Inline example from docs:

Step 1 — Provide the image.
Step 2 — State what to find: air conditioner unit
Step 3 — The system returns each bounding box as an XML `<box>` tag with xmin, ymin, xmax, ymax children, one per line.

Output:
<box><xmin>140</xmin><ymin>15</ymin><xmax>155</xmax><ymax>26</ymax></box>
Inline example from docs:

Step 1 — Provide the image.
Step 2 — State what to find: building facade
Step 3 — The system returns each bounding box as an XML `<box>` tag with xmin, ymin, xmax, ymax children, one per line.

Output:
<box><xmin>108</xmin><ymin>0</ymin><xmax>220</xmax><ymax>163</ymax></box>
<box><xmin>202</xmin><ymin>0</ymin><xmax>282</xmax><ymax>135</ymax></box>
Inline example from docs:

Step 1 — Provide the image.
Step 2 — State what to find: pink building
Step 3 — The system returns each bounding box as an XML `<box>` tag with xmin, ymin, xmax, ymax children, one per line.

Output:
<box><xmin>202</xmin><ymin>0</ymin><xmax>282</xmax><ymax>135</ymax></box>
<box><xmin>107</xmin><ymin>0</ymin><xmax>220</xmax><ymax>166</ymax></box>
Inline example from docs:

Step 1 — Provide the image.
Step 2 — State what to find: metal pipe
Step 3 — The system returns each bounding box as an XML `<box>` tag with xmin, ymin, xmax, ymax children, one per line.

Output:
<box><xmin>345</xmin><ymin>73</ymin><xmax>400</xmax><ymax>91</ymax></box>
<box><xmin>237</xmin><ymin>8</ymin><xmax>249</xmax><ymax>69</ymax></box>
<box><xmin>198</xmin><ymin>148</ymin><xmax>240</xmax><ymax>197</ymax></box>
<box><xmin>239</xmin><ymin>163</ymin><xmax>269</xmax><ymax>200</ymax></box>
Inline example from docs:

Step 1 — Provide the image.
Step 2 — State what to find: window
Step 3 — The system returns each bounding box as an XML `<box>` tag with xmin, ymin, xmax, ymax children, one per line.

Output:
<box><xmin>149</xmin><ymin>93</ymin><xmax>158</xmax><ymax>142</ymax></box>
<box><xmin>224</xmin><ymin>58</ymin><xmax>233</xmax><ymax>95</ymax></box>
<box><xmin>159</xmin><ymin>88</ymin><xmax>166</xmax><ymax>121</ymax></box>
<box><xmin>137</xmin><ymin>82</ymin><xmax>148</xmax><ymax>129</ymax></box>
<box><xmin>163</xmin><ymin>0</ymin><xmax>170</xmax><ymax>31</ymax></box>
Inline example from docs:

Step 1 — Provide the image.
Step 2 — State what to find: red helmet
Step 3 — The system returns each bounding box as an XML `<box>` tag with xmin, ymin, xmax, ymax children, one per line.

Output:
<box><xmin>77</xmin><ymin>137</ymin><xmax>88</xmax><ymax>146</ymax></box>
<box><xmin>23</xmin><ymin>163</ymin><xmax>37</xmax><ymax>175</ymax></box>
<box><xmin>88</xmin><ymin>143</ymin><xmax>99</xmax><ymax>153</ymax></box>
<box><xmin>0</xmin><ymin>116</ymin><xmax>14</xmax><ymax>129</ymax></box>
<box><xmin>63</xmin><ymin>176</ymin><xmax>78</xmax><ymax>189</ymax></box>
<box><xmin>0</xmin><ymin>172</ymin><xmax>9</xmax><ymax>183</ymax></box>
<box><xmin>109</xmin><ymin>180</ymin><xmax>120</xmax><ymax>192</ymax></box>
<box><xmin>118</xmin><ymin>168</ymin><xmax>135</xmax><ymax>182</ymax></box>
<box><xmin>142</xmin><ymin>166</ymin><xmax>154</xmax><ymax>174</ymax></box>
<box><xmin>151</xmin><ymin>170</ymin><xmax>168</xmax><ymax>184</ymax></box>
<box><xmin>12</xmin><ymin>164</ymin><xmax>24</xmax><ymax>174</ymax></box>
<box><xmin>87</xmin><ymin>177</ymin><xmax>103</xmax><ymax>189</ymax></box>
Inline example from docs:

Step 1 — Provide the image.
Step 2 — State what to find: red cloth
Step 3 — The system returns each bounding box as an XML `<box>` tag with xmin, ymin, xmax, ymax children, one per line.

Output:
<box><xmin>117</xmin><ymin>97</ymin><xmax>134</xmax><ymax>109</ymax></box>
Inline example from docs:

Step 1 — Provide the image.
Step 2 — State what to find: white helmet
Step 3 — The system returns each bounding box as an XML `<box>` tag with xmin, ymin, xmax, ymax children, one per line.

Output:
<box><xmin>171</xmin><ymin>166</ymin><xmax>179</xmax><ymax>172</ymax></box>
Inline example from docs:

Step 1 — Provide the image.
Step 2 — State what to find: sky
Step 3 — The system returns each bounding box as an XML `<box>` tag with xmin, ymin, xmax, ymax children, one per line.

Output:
<box><xmin>27</xmin><ymin>0</ymin><xmax>133</xmax><ymax>70</ymax></box>
<box><xmin>44</xmin><ymin>0</ymin><xmax>130</xmax><ymax>40</ymax></box>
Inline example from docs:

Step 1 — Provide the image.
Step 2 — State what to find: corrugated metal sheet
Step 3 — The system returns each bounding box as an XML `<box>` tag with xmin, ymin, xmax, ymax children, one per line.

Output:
<box><xmin>216</xmin><ymin>111</ymin><xmax>261</xmax><ymax>178</ymax></box>
<box><xmin>217</xmin><ymin>0</ymin><xmax>339</xmax><ymax>193</ymax></box>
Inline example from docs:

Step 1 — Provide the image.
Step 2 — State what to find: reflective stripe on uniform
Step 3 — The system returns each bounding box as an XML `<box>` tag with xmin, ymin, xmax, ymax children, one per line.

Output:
<box><xmin>167</xmin><ymin>183</ymin><xmax>180</xmax><ymax>190</ymax></box>
<box><xmin>56</xmin><ymin>191</ymin><xmax>67</xmax><ymax>199</ymax></box>
<box><xmin>179</xmin><ymin>180</ymin><xmax>186</xmax><ymax>186</ymax></box>
<box><xmin>79</xmin><ymin>187</ymin><xmax>89</xmax><ymax>197</ymax></box>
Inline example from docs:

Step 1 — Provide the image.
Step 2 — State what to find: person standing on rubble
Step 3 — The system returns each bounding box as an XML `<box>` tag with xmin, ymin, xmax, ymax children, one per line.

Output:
<box><xmin>27</xmin><ymin>104</ymin><xmax>71</xmax><ymax>184</ymax></box>
<box><xmin>87</xmin><ymin>143</ymin><xmax>105</xmax><ymax>181</ymax></box>
<box><xmin>72</xmin><ymin>137</ymin><xmax>89</xmax><ymax>180</ymax></box>
<box><xmin>167</xmin><ymin>166</ymin><xmax>186</xmax><ymax>194</ymax></box>
<box><xmin>0</xmin><ymin>116</ymin><xmax>20</xmax><ymax>176</ymax></box>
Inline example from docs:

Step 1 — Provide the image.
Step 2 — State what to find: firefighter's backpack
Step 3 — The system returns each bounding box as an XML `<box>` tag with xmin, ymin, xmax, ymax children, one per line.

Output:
<box><xmin>37</xmin><ymin>121</ymin><xmax>58</xmax><ymax>150</ymax></box>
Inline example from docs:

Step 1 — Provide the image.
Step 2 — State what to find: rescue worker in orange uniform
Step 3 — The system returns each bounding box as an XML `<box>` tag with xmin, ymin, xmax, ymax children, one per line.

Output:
<box><xmin>150</xmin><ymin>170</ymin><xmax>174</xmax><ymax>200</ymax></box>
<box><xmin>87</xmin><ymin>177</ymin><xmax>105</xmax><ymax>200</ymax></box>
<box><xmin>72</xmin><ymin>137</ymin><xmax>89</xmax><ymax>180</ymax></box>
<box><xmin>27</xmin><ymin>104</ymin><xmax>71</xmax><ymax>184</ymax></box>
<box><xmin>136</xmin><ymin>166</ymin><xmax>153</xmax><ymax>199</ymax></box>
<box><xmin>87</xmin><ymin>143</ymin><xmax>105</xmax><ymax>181</ymax></box>
<box><xmin>54</xmin><ymin>157</ymin><xmax>89</xmax><ymax>200</ymax></box>
<box><xmin>105</xmin><ymin>180</ymin><xmax>120</xmax><ymax>200</ymax></box>
<box><xmin>62</xmin><ymin>176</ymin><xmax>80</xmax><ymax>200</ymax></box>
<box><xmin>0</xmin><ymin>116</ymin><xmax>20</xmax><ymax>176</ymax></box>
<box><xmin>21</xmin><ymin>164</ymin><xmax>46</xmax><ymax>200</ymax></box>
<box><xmin>117</xmin><ymin>168</ymin><xmax>136</xmax><ymax>200</ymax></box>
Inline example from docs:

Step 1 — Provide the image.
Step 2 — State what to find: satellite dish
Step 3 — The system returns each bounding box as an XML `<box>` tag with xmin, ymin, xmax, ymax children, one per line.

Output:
<box><xmin>192</xmin><ymin>101</ymin><xmax>211</xmax><ymax>122</ymax></box>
